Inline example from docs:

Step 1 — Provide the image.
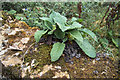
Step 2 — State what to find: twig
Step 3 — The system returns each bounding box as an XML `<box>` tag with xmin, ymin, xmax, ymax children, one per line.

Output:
<box><xmin>100</xmin><ymin>5</ymin><xmax>111</xmax><ymax>26</ymax></box>
<box><xmin>21</xmin><ymin>42</ymin><xmax>35</xmax><ymax>75</ymax></box>
<box><xmin>22</xmin><ymin>42</ymin><xmax>35</xmax><ymax>62</ymax></box>
<box><xmin>77</xmin><ymin>2</ymin><xmax>82</xmax><ymax>18</ymax></box>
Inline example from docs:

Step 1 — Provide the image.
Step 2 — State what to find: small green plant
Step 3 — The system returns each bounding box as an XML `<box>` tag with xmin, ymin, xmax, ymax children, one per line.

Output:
<box><xmin>3</xmin><ymin>2</ymin><xmax>79</xmax><ymax>27</ymax></box>
<box><xmin>34</xmin><ymin>11</ymin><xmax>98</xmax><ymax>62</ymax></box>
<box><xmin>4</xmin><ymin>7</ymin><xmax>47</xmax><ymax>27</ymax></box>
<box><xmin>15</xmin><ymin>7</ymin><xmax>47</xmax><ymax>27</ymax></box>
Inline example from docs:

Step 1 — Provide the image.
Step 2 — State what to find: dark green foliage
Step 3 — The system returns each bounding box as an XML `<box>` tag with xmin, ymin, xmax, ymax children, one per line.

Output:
<box><xmin>2</xmin><ymin>2</ymin><xmax>119</xmax><ymax>62</ymax></box>
<box><xmin>2</xmin><ymin>2</ymin><xmax>79</xmax><ymax>27</ymax></box>
<box><xmin>34</xmin><ymin>11</ymin><xmax>97</xmax><ymax>62</ymax></box>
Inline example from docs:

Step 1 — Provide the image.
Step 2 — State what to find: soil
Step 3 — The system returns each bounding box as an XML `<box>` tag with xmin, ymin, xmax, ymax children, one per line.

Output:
<box><xmin>0</xmin><ymin>17</ymin><xmax>119</xmax><ymax>79</ymax></box>
<box><xmin>1</xmin><ymin>36</ymin><xmax>119</xmax><ymax>79</ymax></box>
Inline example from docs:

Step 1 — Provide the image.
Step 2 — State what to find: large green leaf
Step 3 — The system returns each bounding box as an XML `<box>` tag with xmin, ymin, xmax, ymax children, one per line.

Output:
<box><xmin>50</xmin><ymin>11</ymin><xmax>58</xmax><ymax>19</ymax></box>
<box><xmin>56</xmin><ymin>22</ymin><xmax>65</xmax><ymax>32</ymax></box>
<box><xmin>44</xmin><ymin>21</ymin><xmax>53</xmax><ymax>30</ymax></box>
<box><xmin>40</xmin><ymin>17</ymin><xmax>53</xmax><ymax>24</ymax></box>
<box><xmin>50</xmin><ymin>11</ymin><xmax>67</xmax><ymax>24</ymax></box>
<box><xmin>80</xmin><ymin>28</ymin><xmax>98</xmax><ymax>42</ymax></box>
<box><xmin>41</xmin><ymin>21</ymin><xmax>48</xmax><ymax>29</ymax></box>
<box><xmin>75</xmin><ymin>39</ymin><xmax>96</xmax><ymax>58</ymax></box>
<box><xmin>69</xmin><ymin>30</ymin><xmax>83</xmax><ymax>42</ymax></box>
<box><xmin>49</xmin><ymin>11</ymin><xmax>82</xmax><ymax>32</ymax></box>
<box><xmin>54</xmin><ymin>28</ymin><xmax>65</xmax><ymax>39</ymax></box>
<box><xmin>71</xmin><ymin>17</ymin><xmax>77</xmax><ymax>22</ymax></box>
<box><xmin>50</xmin><ymin>11</ymin><xmax>67</xmax><ymax>32</ymax></box>
<box><xmin>40</xmin><ymin>17</ymin><xmax>50</xmax><ymax>21</ymax></box>
<box><xmin>34</xmin><ymin>30</ymin><xmax>48</xmax><ymax>43</ymax></box>
<box><xmin>48</xmin><ymin>25</ymin><xmax>56</xmax><ymax>35</ymax></box>
<box><xmin>50</xmin><ymin>42</ymin><xmax>65</xmax><ymax>62</ymax></box>
<box><xmin>62</xmin><ymin>22</ymin><xmax>82</xmax><ymax>32</ymax></box>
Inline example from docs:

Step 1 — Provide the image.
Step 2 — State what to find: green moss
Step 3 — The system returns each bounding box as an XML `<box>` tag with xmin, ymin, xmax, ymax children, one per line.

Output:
<box><xmin>24</xmin><ymin>44</ymin><xmax>67</xmax><ymax>67</ymax></box>
<box><xmin>25</xmin><ymin>44</ymin><xmax>51</xmax><ymax>66</ymax></box>
<box><xmin>24</xmin><ymin>43</ymin><xmax>119</xmax><ymax>78</ymax></box>
<box><xmin>24</xmin><ymin>44</ymin><xmax>68</xmax><ymax>77</ymax></box>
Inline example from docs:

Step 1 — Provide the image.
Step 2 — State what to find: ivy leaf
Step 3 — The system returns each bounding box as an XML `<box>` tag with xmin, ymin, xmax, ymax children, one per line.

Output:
<box><xmin>34</xmin><ymin>30</ymin><xmax>48</xmax><ymax>43</ymax></box>
<box><xmin>50</xmin><ymin>42</ymin><xmax>65</xmax><ymax>62</ymax></box>
<box><xmin>75</xmin><ymin>39</ymin><xmax>96</xmax><ymax>58</ymax></box>
<box><xmin>80</xmin><ymin>28</ymin><xmax>98</xmax><ymax>42</ymax></box>
<box><xmin>69</xmin><ymin>30</ymin><xmax>83</xmax><ymax>42</ymax></box>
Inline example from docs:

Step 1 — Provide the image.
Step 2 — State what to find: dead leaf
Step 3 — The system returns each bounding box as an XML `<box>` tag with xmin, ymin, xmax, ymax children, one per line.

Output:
<box><xmin>30</xmin><ymin>75</ymin><xmax>38</xmax><ymax>79</ymax></box>
<box><xmin>93</xmin><ymin>59</ymin><xmax>95</xmax><ymax>64</ymax></box>
<box><xmin>52</xmin><ymin>71</ymin><xmax>70</xmax><ymax>78</ymax></box>
<box><xmin>0</xmin><ymin>34</ymin><xmax>5</xmax><ymax>49</ymax></box>
<box><xmin>21</xmin><ymin>65</ymin><xmax>31</xmax><ymax>78</ymax></box>
<box><xmin>12</xmin><ymin>52</ymin><xmax>20</xmax><ymax>57</ymax></box>
<box><xmin>8</xmin><ymin>28</ymin><xmax>24</xmax><ymax>36</ymax></box>
<box><xmin>31</xmin><ymin>27</ymin><xmax>39</xmax><ymax>32</ymax></box>
<box><xmin>54</xmin><ymin>66</ymin><xmax>61</xmax><ymax>69</ymax></box>
<box><xmin>38</xmin><ymin>64</ymin><xmax>52</xmax><ymax>77</ymax></box>
<box><xmin>31</xmin><ymin>59</ymin><xmax>36</xmax><ymax>67</ymax></box>
<box><xmin>0</xmin><ymin>49</ymin><xmax>8</xmax><ymax>56</ymax></box>
<box><xmin>18</xmin><ymin>43</ymin><xmax>26</xmax><ymax>49</ymax></box>
<box><xmin>8</xmin><ymin>42</ymin><xmax>26</xmax><ymax>51</ymax></box>
<box><xmin>2</xmin><ymin>57</ymin><xmax>22</xmax><ymax>67</ymax></box>
<box><xmin>81</xmin><ymin>68</ymin><xmax>85</xmax><ymax>71</ymax></box>
<box><xmin>8</xmin><ymin>30</ymin><xmax>17</xmax><ymax>35</ymax></box>
<box><xmin>14</xmin><ymin>21</ymin><xmax>30</xmax><ymax>29</ymax></box>
<box><xmin>21</xmin><ymin>37</ymin><xmax>30</xmax><ymax>44</ymax></box>
<box><xmin>0</xmin><ymin>17</ymin><xmax>2</xmax><ymax>21</ymax></box>
<box><xmin>15</xmin><ymin>28</ymin><xmax>24</xmax><ymax>31</ymax></box>
<box><xmin>4</xmin><ymin>24</ymin><xmax>10</xmax><ymax>29</ymax></box>
<box><xmin>21</xmin><ymin>71</ymin><xmax>26</xmax><ymax>78</ymax></box>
